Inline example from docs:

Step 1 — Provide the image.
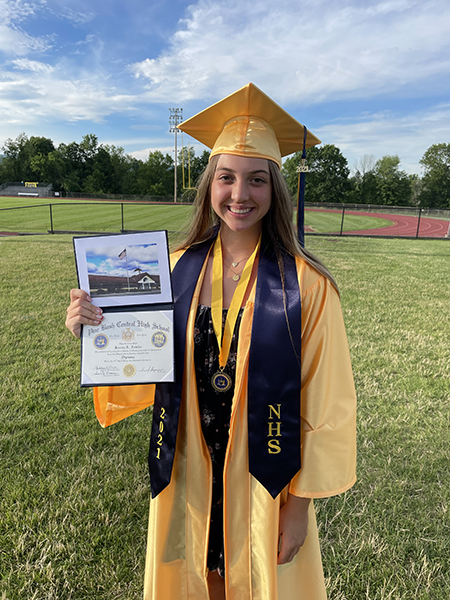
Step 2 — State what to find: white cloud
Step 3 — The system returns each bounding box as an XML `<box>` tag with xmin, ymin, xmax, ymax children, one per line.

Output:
<box><xmin>75</xmin><ymin>34</ymin><xmax>96</xmax><ymax>46</ymax></box>
<box><xmin>316</xmin><ymin>103</ymin><xmax>450</xmax><ymax>174</ymax></box>
<box><xmin>58</xmin><ymin>7</ymin><xmax>95</xmax><ymax>25</ymax></box>
<box><xmin>0</xmin><ymin>0</ymin><xmax>53</xmax><ymax>55</ymax></box>
<box><xmin>0</xmin><ymin>69</ymin><xmax>137</xmax><ymax>125</ymax></box>
<box><xmin>12</xmin><ymin>59</ymin><xmax>54</xmax><ymax>73</ymax></box>
<box><xmin>129</xmin><ymin>0</ymin><xmax>450</xmax><ymax>104</ymax></box>
<box><xmin>129</xmin><ymin>146</ymin><xmax>176</xmax><ymax>161</ymax></box>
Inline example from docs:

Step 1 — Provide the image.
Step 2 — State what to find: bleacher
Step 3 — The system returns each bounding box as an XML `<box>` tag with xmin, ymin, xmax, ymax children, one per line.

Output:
<box><xmin>0</xmin><ymin>182</ymin><xmax>53</xmax><ymax>198</ymax></box>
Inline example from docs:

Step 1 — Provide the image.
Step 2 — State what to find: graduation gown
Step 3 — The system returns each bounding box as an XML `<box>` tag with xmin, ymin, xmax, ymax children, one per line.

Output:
<box><xmin>93</xmin><ymin>250</ymin><xmax>357</xmax><ymax>600</ymax></box>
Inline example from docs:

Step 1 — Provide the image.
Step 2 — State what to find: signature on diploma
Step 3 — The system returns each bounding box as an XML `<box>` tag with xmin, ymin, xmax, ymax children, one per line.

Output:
<box><xmin>138</xmin><ymin>366</ymin><xmax>166</xmax><ymax>374</ymax></box>
<box><xmin>94</xmin><ymin>365</ymin><xmax>119</xmax><ymax>373</ymax></box>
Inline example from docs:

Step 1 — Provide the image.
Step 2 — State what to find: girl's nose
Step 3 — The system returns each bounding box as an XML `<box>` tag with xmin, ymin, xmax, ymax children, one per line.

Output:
<box><xmin>231</xmin><ymin>179</ymin><xmax>249</xmax><ymax>202</ymax></box>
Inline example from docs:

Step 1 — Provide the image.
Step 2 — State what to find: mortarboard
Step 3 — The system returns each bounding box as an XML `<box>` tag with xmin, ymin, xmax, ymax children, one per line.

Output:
<box><xmin>177</xmin><ymin>83</ymin><xmax>321</xmax><ymax>169</ymax></box>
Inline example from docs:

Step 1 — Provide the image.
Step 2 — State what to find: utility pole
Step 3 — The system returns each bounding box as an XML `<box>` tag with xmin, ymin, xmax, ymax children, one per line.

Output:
<box><xmin>169</xmin><ymin>108</ymin><xmax>183</xmax><ymax>203</ymax></box>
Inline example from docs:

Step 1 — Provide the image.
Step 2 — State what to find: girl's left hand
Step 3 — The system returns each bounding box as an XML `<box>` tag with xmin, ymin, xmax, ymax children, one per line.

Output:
<box><xmin>277</xmin><ymin>494</ymin><xmax>310</xmax><ymax>564</ymax></box>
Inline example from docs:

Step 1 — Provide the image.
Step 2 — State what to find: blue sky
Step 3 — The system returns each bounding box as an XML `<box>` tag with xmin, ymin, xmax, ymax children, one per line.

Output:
<box><xmin>86</xmin><ymin>244</ymin><xmax>159</xmax><ymax>277</ymax></box>
<box><xmin>1</xmin><ymin>0</ymin><xmax>450</xmax><ymax>174</ymax></box>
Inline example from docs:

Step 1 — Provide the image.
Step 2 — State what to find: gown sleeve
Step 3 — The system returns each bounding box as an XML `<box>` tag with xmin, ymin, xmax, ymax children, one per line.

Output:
<box><xmin>93</xmin><ymin>384</ymin><xmax>155</xmax><ymax>428</ymax></box>
<box><xmin>289</xmin><ymin>272</ymin><xmax>357</xmax><ymax>498</ymax></box>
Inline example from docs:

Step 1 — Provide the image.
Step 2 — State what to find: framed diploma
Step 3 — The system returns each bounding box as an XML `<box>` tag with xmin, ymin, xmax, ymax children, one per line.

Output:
<box><xmin>73</xmin><ymin>231</ymin><xmax>174</xmax><ymax>387</ymax></box>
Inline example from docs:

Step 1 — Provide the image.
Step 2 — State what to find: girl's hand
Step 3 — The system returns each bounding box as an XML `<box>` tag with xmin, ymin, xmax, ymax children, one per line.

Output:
<box><xmin>65</xmin><ymin>289</ymin><xmax>103</xmax><ymax>339</ymax></box>
<box><xmin>277</xmin><ymin>494</ymin><xmax>310</xmax><ymax>565</ymax></box>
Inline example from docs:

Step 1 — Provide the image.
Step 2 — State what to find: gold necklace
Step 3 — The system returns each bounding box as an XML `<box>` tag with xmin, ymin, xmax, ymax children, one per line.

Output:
<box><xmin>223</xmin><ymin>254</ymin><xmax>251</xmax><ymax>268</ymax></box>
<box><xmin>223</xmin><ymin>261</ymin><xmax>245</xmax><ymax>281</ymax></box>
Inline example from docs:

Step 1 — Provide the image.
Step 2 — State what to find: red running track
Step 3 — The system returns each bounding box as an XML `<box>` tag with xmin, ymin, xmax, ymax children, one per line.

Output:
<box><xmin>306</xmin><ymin>209</ymin><xmax>450</xmax><ymax>238</ymax></box>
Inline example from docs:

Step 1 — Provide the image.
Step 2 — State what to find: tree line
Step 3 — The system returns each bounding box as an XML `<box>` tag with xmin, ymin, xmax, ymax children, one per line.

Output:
<box><xmin>0</xmin><ymin>133</ymin><xmax>209</xmax><ymax>200</ymax></box>
<box><xmin>282</xmin><ymin>144</ymin><xmax>450</xmax><ymax>209</ymax></box>
<box><xmin>1</xmin><ymin>133</ymin><xmax>449</xmax><ymax>208</ymax></box>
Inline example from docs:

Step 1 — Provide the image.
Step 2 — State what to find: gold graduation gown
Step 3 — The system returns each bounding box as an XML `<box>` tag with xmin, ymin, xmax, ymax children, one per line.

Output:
<box><xmin>93</xmin><ymin>251</ymin><xmax>357</xmax><ymax>600</ymax></box>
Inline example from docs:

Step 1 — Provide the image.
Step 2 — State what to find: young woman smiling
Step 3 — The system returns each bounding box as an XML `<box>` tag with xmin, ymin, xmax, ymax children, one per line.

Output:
<box><xmin>65</xmin><ymin>84</ymin><xmax>356</xmax><ymax>600</ymax></box>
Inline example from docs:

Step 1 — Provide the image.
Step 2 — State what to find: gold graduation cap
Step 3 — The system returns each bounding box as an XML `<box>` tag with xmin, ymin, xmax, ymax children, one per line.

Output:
<box><xmin>177</xmin><ymin>83</ymin><xmax>321</xmax><ymax>169</ymax></box>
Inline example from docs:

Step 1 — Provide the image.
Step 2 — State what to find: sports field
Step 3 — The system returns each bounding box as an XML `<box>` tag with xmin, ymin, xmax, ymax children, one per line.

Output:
<box><xmin>0</xmin><ymin>196</ymin><xmax>391</xmax><ymax>235</ymax></box>
<box><xmin>1</xmin><ymin>230</ymin><xmax>449</xmax><ymax>598</ymax></box>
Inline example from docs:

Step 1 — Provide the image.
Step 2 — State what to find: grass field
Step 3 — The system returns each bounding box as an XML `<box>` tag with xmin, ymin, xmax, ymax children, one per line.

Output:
<box><xmin>0</xmin><ymin>197</ymin><xmax>193</xmax><ymax>235</ymax></box>
<box><xmin>0</xmin><ymin>197</ymin><xmax>390</xmax><ymax>234</ymax></box>
<box><xmin>304</xmin><ymin>209</ymin><xmax>391</xmax><ymax>233</ymax></box>
<box><xmin>1</xmin><ymin>231</ymin><xmax>449</xmax><ymax>599</ymax></box>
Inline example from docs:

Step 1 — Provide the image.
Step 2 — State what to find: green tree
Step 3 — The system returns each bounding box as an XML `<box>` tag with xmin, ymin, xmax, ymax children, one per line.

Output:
<box><xmin>190</xmin><ymin>149</ymin><xmax>210</xmax><ymax>185</ymax></box>
<box><xmin>419</xmin><ymin>143</ymin><xmax>450</xmax><ymax>208</ymax></box>
<box><xmin>1</xmin><ymin>134</ymin><xmax>56</xmax><ymax>182</ymax></box>
<box><xmin>137</xmin><ymin>151</ymin><xmax>174</xmax><ymax>196</ymax></box>
<box><xmin>350</xmin><ymin>170</ymin><xmax>379</xmax><ymax>204</ymax></box>
<box><xmin>30</xmin><ymin>150</ymin><xmax>65</xmax><ymax>189</ymax></box>
<box><xmin>282</xmin><ymin>144</ymin><xmax>351</xmax><ymax>203</ymax></box>
<box><xmin>349</xmin><ymin>155</ymin><xmax>378</xmax><ymax>204</ymax></box>
<box><xmin>103</xmin><ymin>145</ymin><xmax>141</xmax><ymax>195</ymax></box>
<box><xmin>373</xmin><ymin>155</ymin><xmax>412</xmax><ymax>206</ymax></box>
<box><xmin>1</xmin><ymin>133</ymin><xmax>30</xmax><ymax>181</ymax></box>
<box><xmin>82</xmin><ymin>147</ymin><xmax>115</xmax><ymax>194</ymax></box>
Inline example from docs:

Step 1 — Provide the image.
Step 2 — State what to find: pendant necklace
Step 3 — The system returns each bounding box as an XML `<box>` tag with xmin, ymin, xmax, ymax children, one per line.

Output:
<box><xmin>223</xmin><ymin>254</ymin><xmax>251</xmax><ymax>268</ymax></box>
<box><xmin>210</xmin><ymin>233</ymin><xmax>260</xmax><ymax>392</ymax></box>
<box><xmin>224</xmin><ymin>262</ymin><xmax>245</xmax><ymax>282</ymax></box>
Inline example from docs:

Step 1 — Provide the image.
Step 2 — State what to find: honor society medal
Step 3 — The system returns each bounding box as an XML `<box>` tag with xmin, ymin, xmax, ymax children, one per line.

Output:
<box><xmin>210</xmin><ymin>233</ymin><xmax>260</xmax><ymax>393</ymax></box>
<box><xmin>211</xmin><ymin>370</ymin><xmax>232</xmax><ymax>392</ymax></box>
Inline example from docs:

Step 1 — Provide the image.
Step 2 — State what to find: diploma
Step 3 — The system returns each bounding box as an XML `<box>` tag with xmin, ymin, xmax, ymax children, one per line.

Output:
<box><xmin>80</xmin><ymin>309</ymin><xmax>174</xmax><ymax>387</ymax></box>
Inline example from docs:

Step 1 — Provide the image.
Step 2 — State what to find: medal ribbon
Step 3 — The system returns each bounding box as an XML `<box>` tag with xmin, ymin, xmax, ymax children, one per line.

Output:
<box><xmin>211</xmin><ymin>232</ymin><xmax>260</xmax><ymax>373</ymax></box>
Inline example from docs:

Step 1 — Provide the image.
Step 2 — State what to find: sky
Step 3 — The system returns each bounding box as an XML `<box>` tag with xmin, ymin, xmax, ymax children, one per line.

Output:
<box><xmin>86</xmin><ymin>244</ymin><xmax>159</xmax><ymax>277</ymax></box>
<box><xmin>1</xmin><ymin>0</ymin><xmax>450</xmax><ymax>174</ymax></box>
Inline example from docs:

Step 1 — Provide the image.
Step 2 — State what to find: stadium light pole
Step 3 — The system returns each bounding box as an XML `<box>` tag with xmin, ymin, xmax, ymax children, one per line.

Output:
<box><xmin>169</xmin><ymin>108</ymin><xmax>183</xmax><ymax>203</ymax></box>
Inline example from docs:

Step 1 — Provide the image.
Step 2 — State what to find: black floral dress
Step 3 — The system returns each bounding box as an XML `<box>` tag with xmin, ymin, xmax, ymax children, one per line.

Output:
<box><xmin>193</xmin><ymin>304</ymin><xmax>243</xmax><ymax>577</ymax></box>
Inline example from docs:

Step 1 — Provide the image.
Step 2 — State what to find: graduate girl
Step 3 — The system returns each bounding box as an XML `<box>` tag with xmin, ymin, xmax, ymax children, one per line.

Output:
<box><xmin>66</xmin><ymin>83</ymin><xmax>357</xmax><ymax>600</ymax></box>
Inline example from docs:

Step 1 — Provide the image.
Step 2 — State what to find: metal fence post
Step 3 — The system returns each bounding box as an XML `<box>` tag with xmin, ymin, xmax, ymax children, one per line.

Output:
<box><xmin>416</xmin><ymin>207</ymin><xmax>422</xmax><ymax>238</ymax></box>
<box><xmin>49</xmin><ymin>204</ymin><xmax>54</xmax><ymax>234</ymax></box>
<box><xmin>121</xmin><ymin>203</ymin><xmax>124</xmax><ymax>232</ymax></box>
<box><xmin>340</xmin><ymin>205</ymin><xmax>346</xmax><ymax>236</ymax></box>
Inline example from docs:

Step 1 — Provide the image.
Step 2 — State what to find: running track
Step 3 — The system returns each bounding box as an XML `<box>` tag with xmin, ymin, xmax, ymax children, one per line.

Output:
<box><xmin>306</xmin><ymin>209</ymin><xmax>450</xmax><ymax>238</ymax></box>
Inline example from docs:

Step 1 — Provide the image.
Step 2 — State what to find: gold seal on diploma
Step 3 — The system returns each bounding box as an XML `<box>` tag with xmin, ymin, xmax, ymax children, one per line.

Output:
<box><xmin>123</xmin><ymin>363</ymin><xmax>136</xmax><ymax>377</ymax></box>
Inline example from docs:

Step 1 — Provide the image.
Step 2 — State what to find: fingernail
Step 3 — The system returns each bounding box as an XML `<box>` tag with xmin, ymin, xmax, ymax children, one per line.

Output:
<box><xmin>96</xmin><ymin>307</ymin><xmax>102</xmax><ymax>314</ymax></box>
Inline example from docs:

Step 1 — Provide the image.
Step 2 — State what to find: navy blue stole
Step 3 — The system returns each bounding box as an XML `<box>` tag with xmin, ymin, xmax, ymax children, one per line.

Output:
<box><xmin>149</xmin><ymin>233</ymin><xmax>302</xmax><ymax>499</ymax></box>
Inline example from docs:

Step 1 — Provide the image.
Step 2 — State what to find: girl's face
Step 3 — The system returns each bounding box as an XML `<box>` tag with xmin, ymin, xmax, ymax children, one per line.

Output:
<box><xmin>210</xmin><ymin>154</ymin><xmax>272</xmax><ymax>237</ymax></box>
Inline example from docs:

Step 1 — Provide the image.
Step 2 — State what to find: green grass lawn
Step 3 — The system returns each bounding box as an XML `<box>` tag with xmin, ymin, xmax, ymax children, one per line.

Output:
<box><xmin>0</xmin><ymin>197</ymin><xmax>390</xmax><ymax>235</ymax></box>
<box><xmin>1</xmin><ymin>233</ymin><xmax>450</xmax><ymax>599</ymax></box>
<box><xmin>304</xmin><ymin>209</ymin><xmax>392</xmax><ymax>233</ymax></box>
<box><xmin>0</xmin><ymin>198</ymin><xmax>192</xmax><ymax>234</ymax></box>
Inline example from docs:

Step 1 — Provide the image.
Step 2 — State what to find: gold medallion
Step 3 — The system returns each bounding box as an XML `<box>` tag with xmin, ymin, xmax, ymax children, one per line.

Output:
<box><xmin>211</xmin><ymin>371</ymin><xmax>232</xmax><ymax>392</ymax></box>
<box><xmin>232</xmin><ymin>274</ymin><xmax>240</xmax><ymax>281</ymax></box>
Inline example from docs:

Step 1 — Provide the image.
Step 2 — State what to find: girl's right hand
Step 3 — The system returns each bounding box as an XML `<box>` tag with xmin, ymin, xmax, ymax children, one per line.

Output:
<box><xmin>65</xmin><ymin>289</ymin><xmax>103</xmax><ymax>339</ymax></box>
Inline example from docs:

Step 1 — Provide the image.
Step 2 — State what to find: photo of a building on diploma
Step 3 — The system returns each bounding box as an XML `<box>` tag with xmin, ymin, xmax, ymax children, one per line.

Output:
<box><xmin>86</xmin><ymin>244</ymin><xmax>161</xmax><ymax>298</ymax></box>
